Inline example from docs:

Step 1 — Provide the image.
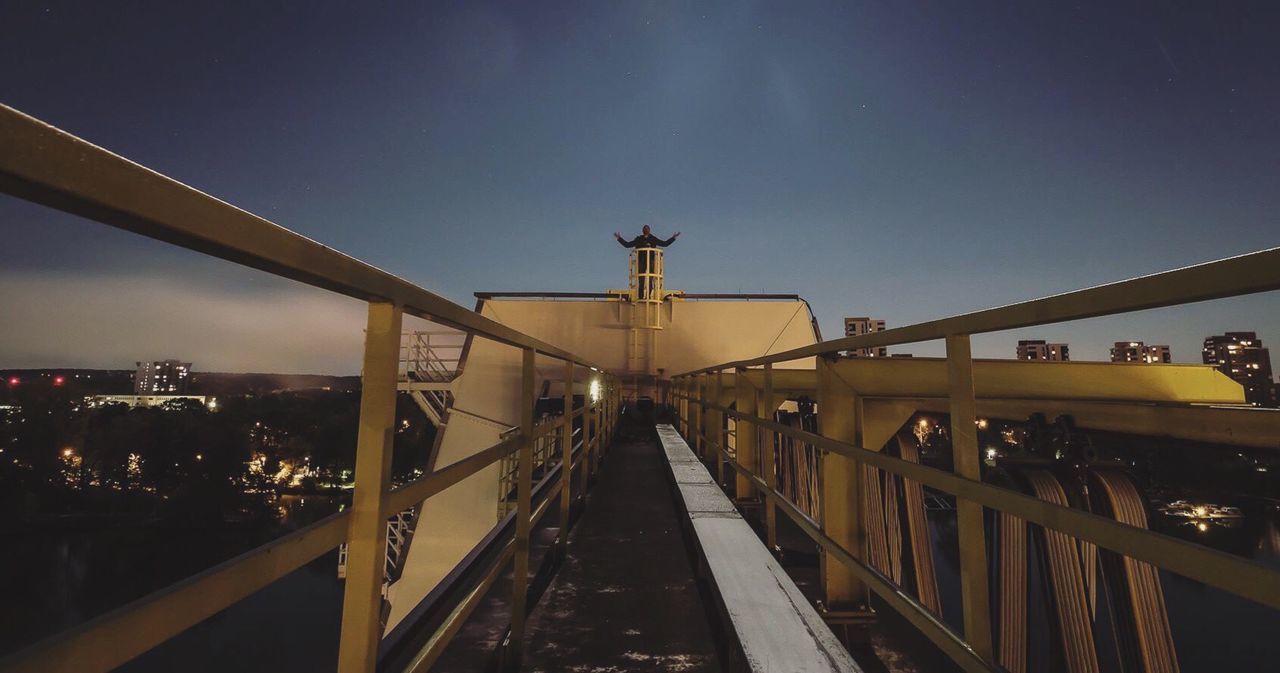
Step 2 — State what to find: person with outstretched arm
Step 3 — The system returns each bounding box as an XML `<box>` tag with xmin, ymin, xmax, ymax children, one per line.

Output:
<box><xmin>614</xmin><ymin>226</ymin><xmax>680</xmax><ymax>299</ymax></box>
<box><xmin>614</xmin><ymin>224</ymin><xmax>680</xmax><ymax>249</ymax></box>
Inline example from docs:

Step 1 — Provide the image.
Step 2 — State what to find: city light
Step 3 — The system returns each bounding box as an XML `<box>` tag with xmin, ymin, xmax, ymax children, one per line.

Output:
<box><xmin>589</xmin><ymin>379</ymin><xmax>602</xmax><ymax>403</ymax></box>
<box><xmin>7</xmin><ymin>377</ymin><xmax>18</xmax><ymax>386</ymax></box>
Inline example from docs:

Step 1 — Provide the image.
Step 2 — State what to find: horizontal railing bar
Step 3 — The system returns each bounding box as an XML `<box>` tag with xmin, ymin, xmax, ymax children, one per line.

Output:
<box><xmin>388</xmin><ymin>435</ymin><xmax>520</xmax><ymax>513</ymax></box>
<box><xmin>530</xmin><ymin>479</ymin><xmax>563</xmax><ymax>528</ymax></box>
<box><xmin>689</xmin><ymin>396</ymin><xmax>1280</xmax><ymax>610</ymax></box>
<box><xmin>715</xmin><ymin>450</ymin><xmax>994</xmax><ymax>673</ymax></box>
<box><xmin>671</xmin><ymin>247</ymin><xmax>1280</xmax><ymax>377</ymax></box>
<box><xmin>404</xmin><ymin>542</ymin><xmax>515</xmax><ymax>673</ymax></box>
<box><xmin>532</xmin><ymin>417</ymin><xmax>564</xmax><ymax>439</ymax></box>
<box><xmin>0</xmin><ymin>511</ymin><xmax>350</xmax><ymax>673</ymax></box>
<box><xmin>0</xmin><ymin>105</ymin><xmax>598</xmax><ymax>369</ymax></box>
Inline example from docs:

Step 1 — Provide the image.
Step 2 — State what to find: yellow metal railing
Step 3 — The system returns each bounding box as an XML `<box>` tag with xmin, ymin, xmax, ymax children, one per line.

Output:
<box><xmin>0</xmin><ymin>104</ymin><xmax>622</xmax><ymax>673</ymax></box>
<box><xmin>668</xmin><ymin>246</ymin><xmax>1280</xmax><ymax>673</ymax></box>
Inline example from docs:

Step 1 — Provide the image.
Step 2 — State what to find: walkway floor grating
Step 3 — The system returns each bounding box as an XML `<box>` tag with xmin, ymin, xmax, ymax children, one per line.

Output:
<box><xmin>521</xmin><ymin>419</ymin><xmax>721</xmax><ymax>673</ymax></box>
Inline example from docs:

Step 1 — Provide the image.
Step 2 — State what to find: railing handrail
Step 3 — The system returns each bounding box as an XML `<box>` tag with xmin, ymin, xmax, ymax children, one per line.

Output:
<box><xmin>0</xmin><ymin>104</ymin><xmax>599</xmax><ymax>370</ymax></box>
<box><xmin>677</xmin><ymin>392</ymin><xmax>1280</xmax><ymax>611</ymax></box>
<box><xmin>0</xmin><ymin>103</ymin><xmax>622</xmax><ymax>673</ymax></box>
<box><xmin>673</xmin><ymin>245</ymin><xmax>1280</xmax><ymax>376</ymax></box>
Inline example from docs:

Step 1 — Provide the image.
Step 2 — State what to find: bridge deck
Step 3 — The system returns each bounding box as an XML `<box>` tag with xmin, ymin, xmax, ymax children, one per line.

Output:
<box><xmin>521</xmin><ymin>416</ymin><xmax>721</xmax><ymax>672</ymax></box>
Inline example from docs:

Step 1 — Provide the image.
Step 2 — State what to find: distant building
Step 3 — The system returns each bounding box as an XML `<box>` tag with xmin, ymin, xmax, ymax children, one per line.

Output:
<box><xmin>844</xmin><ymin>317</ymin><xmax>887</xmax><ymax>357</ymax></box>
<box><xmin>1202</xmin><ymin>332</ymin><xmax>1275</xmax><ymax>407</ymax></box>
<box><xmin>1110</xmin><ymin>341</ymin><xmax>1172</xmax><ymax>364</ymax></box>
<box><xmin>1016</xmin><ymin>340</ymin><xmax>1069</xmax><ymax>361</ymax></box>
<box><xmin>134</xmin><ymin>360</ymin><xmax>192</xmax><ymax>394</ymax></box>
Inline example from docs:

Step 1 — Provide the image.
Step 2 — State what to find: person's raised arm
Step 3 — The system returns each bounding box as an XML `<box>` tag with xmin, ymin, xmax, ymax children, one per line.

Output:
<box><xmin>657</xmin><ymin>231</ymin><xmax>681</xmax><ymax>247</ymax></box>
<box><xmin>615</xmin><ymin>232</ymin><xmax>638</xmax><ymax>248</ymax></box>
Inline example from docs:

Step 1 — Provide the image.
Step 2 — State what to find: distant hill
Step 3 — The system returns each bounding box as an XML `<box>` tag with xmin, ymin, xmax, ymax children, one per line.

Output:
<box><xmin>0</xmin><ymin>369</ymin><xmax>360</xmax><ymax>396</ymax></box>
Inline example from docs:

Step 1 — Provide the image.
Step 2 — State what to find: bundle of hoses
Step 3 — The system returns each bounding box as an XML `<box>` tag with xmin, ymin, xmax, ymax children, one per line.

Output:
<box><xmin>995</xmin><ymin>468</ymin><xmax>1180</xmax><ymax>673</ymax></box>
<box><xmin>858</xmin><ymin>434</ymin><xmax>943</xmax><ymax>615</ymax></box>
<box><xmin>775</xmin><ymin>411</ymin><xmax>821</xmax><ymax>520</ymax></box>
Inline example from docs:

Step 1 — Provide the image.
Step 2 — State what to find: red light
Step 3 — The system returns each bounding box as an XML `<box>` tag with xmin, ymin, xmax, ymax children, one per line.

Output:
<box><xmin>7</xmin><ymin>377</ymin><xmax>18</xmax><ymax>386</ymax></box>
<box><xmin>54</xmin><ymin>376</ymin><xmax>65</xmax><ymax>386</ymax></box>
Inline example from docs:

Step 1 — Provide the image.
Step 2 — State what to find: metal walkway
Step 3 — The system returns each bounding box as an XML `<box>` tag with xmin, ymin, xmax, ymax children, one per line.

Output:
<box><xmin>520</xmin><ymin>416</ymin><xmax>721</xmax><ymax>673</ymax></box>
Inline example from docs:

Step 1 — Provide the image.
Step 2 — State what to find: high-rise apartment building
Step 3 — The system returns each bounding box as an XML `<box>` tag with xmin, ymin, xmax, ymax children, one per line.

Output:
<box><xmin>134</xmin><ymin>360</ymin><xmax>192</xmax><ymax>394</ymax></box>
<box><xmin>1202</xmin><ymin>333</ymin><xmax>1275</xmax><ymax>407</ymax></box>
<box><xmin>1110</xmin><ymin>341</ymin><xmax>1172</xmax><ymax>364</ymax></box>
<box><xmin>1016</xmin><ymin>340</ymin><xmax>1069</xmax><ymax>361</ymax></box>
<box><xmin>844</xmin><ymin>317</ymin><xmax>888</xmax><ymax>357</ymax></box>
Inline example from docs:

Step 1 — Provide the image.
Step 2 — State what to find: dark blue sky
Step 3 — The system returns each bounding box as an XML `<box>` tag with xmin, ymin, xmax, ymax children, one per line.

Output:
<box><xmin>2</xmin><ymin>1</ymin><xmax>1278</xmax><ymax>373</ymax></box>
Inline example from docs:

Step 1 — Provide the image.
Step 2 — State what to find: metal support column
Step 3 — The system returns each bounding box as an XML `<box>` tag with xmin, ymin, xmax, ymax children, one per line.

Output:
<box><xmin>508</xmin><ymin>347</ymin><xmax>536</xmax><ymax>665</ymax></box>
<box><xmin>581</xmin><ymin>387</ymin><xmax>593</xmax><ymax>496</ymax></box>
<box><xmin>762</xmin><ymin>363</ymin><xmax>778</xmax><ymax>551</ymax></box>
<box><xmin>694</xmin><ymin>374</ymin><xmax>705</xmax><ymax>457</ymax></box>
<box><xmin>709</xmin><ymin>371</ymin><xmax>725</xmax><ymax>485</ymax></box>
<box><xmin>816</xmin><ymin>356</ymin><xmax>868</xmax><ymax>609</ymax></box>
<box><xmin>558</xmin><ymin>361</ymin><xmax>574</xmax><ymax>556</ymax></box>
<box><xmin>679</xmin><ymin>377</ymin><xmax>689</xmax><ymax>436</ymax></box>
<box><xmin>734</xmin><ymin>367</ymin><xmax>759</xmax><ymax>502</ymax></box>
<box><xmin>946</xmin><ymin>334</ymin><xmax>995</xmax><ymax>663</ymax></box>
<box><xmin>337</xmin><ymin>302</ymin><xmax>403</xmax><ymax>673</ymax></box>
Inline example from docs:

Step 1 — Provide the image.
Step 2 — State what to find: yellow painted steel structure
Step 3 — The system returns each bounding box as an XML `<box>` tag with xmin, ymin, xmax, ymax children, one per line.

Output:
<box><xmin>669</xmin><ymin>246</ymin><xmax>1280</xmax><ymax>673</ymax></box>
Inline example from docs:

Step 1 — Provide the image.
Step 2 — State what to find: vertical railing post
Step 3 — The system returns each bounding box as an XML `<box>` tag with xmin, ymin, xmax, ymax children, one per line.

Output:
<box><xmin>508</xmin><ymin>347</ymin><xmax>536</xmax><ymax>666</ymax></box>
<box><xmin>815</xmin><ymin>355</ymin><xmax>868</xmax><ymax>612</ymax></box>
<box><xmin>734</xmin><ymin>367</ymin><xmax>758</xmax><ymax>503</ymax></box>
<box><xmin>558</xmin><ymin>361</ymin><xmax>574</xmax><ymax>556</ymax></box>
<box><xmin>762</xmin><ymin>363</ymin><xmax>778</xmax><ymax>552</ymax></box>
<box><xmin>707</xmin><ymin>371</ymin><xmax>723</xmax><ymax>484</ymax></box>
<box><xmin>580</xmin><ymin>381</ymin><xmax>592</xmax><ymax>497</ymax></box>
<box><xmin>604</xmin><ymin>376</ymin><xmax>613</xmax><ymax>449</ymax></box>
<box><xmin>592</xmin><ymin>394</ymin><xmax>602</xmax><ymax>474</ymax></box>
<box><xmin>679</xmin><ymin>376</ymin><xmax>689</xmax><ymax>435</ymax></box>
<box><xmin>676</xmin><ymin>376</ymin><xmax>685</xmax><ymax>434</ymax></box>
<box><xmin>946</xmin><ymin>334</ymin><xmax>994</xmax><ymax>662</ymax></box>
<box><xmin>337</xmin><ymin>302</ymin><xmax>403</xmax><ymax>673</ymax></box>
<box><xmin>693</xmin><ymin>374</ymin><xmax>705</xmax><ymax>456</ymax></box>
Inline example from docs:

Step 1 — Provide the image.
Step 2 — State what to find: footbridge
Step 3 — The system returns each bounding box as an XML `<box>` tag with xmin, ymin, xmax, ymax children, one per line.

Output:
<box><xmin>2</xmin><ymin>103</ymin><xmax>1280</xmax><ymax>673</ymax></box>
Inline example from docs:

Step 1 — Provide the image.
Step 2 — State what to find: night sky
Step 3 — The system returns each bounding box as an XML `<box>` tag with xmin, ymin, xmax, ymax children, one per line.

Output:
<box><xmin>2</xmin><ymin>2</ymin><xmax>1278</xmax><ymax>374</ymax></box>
